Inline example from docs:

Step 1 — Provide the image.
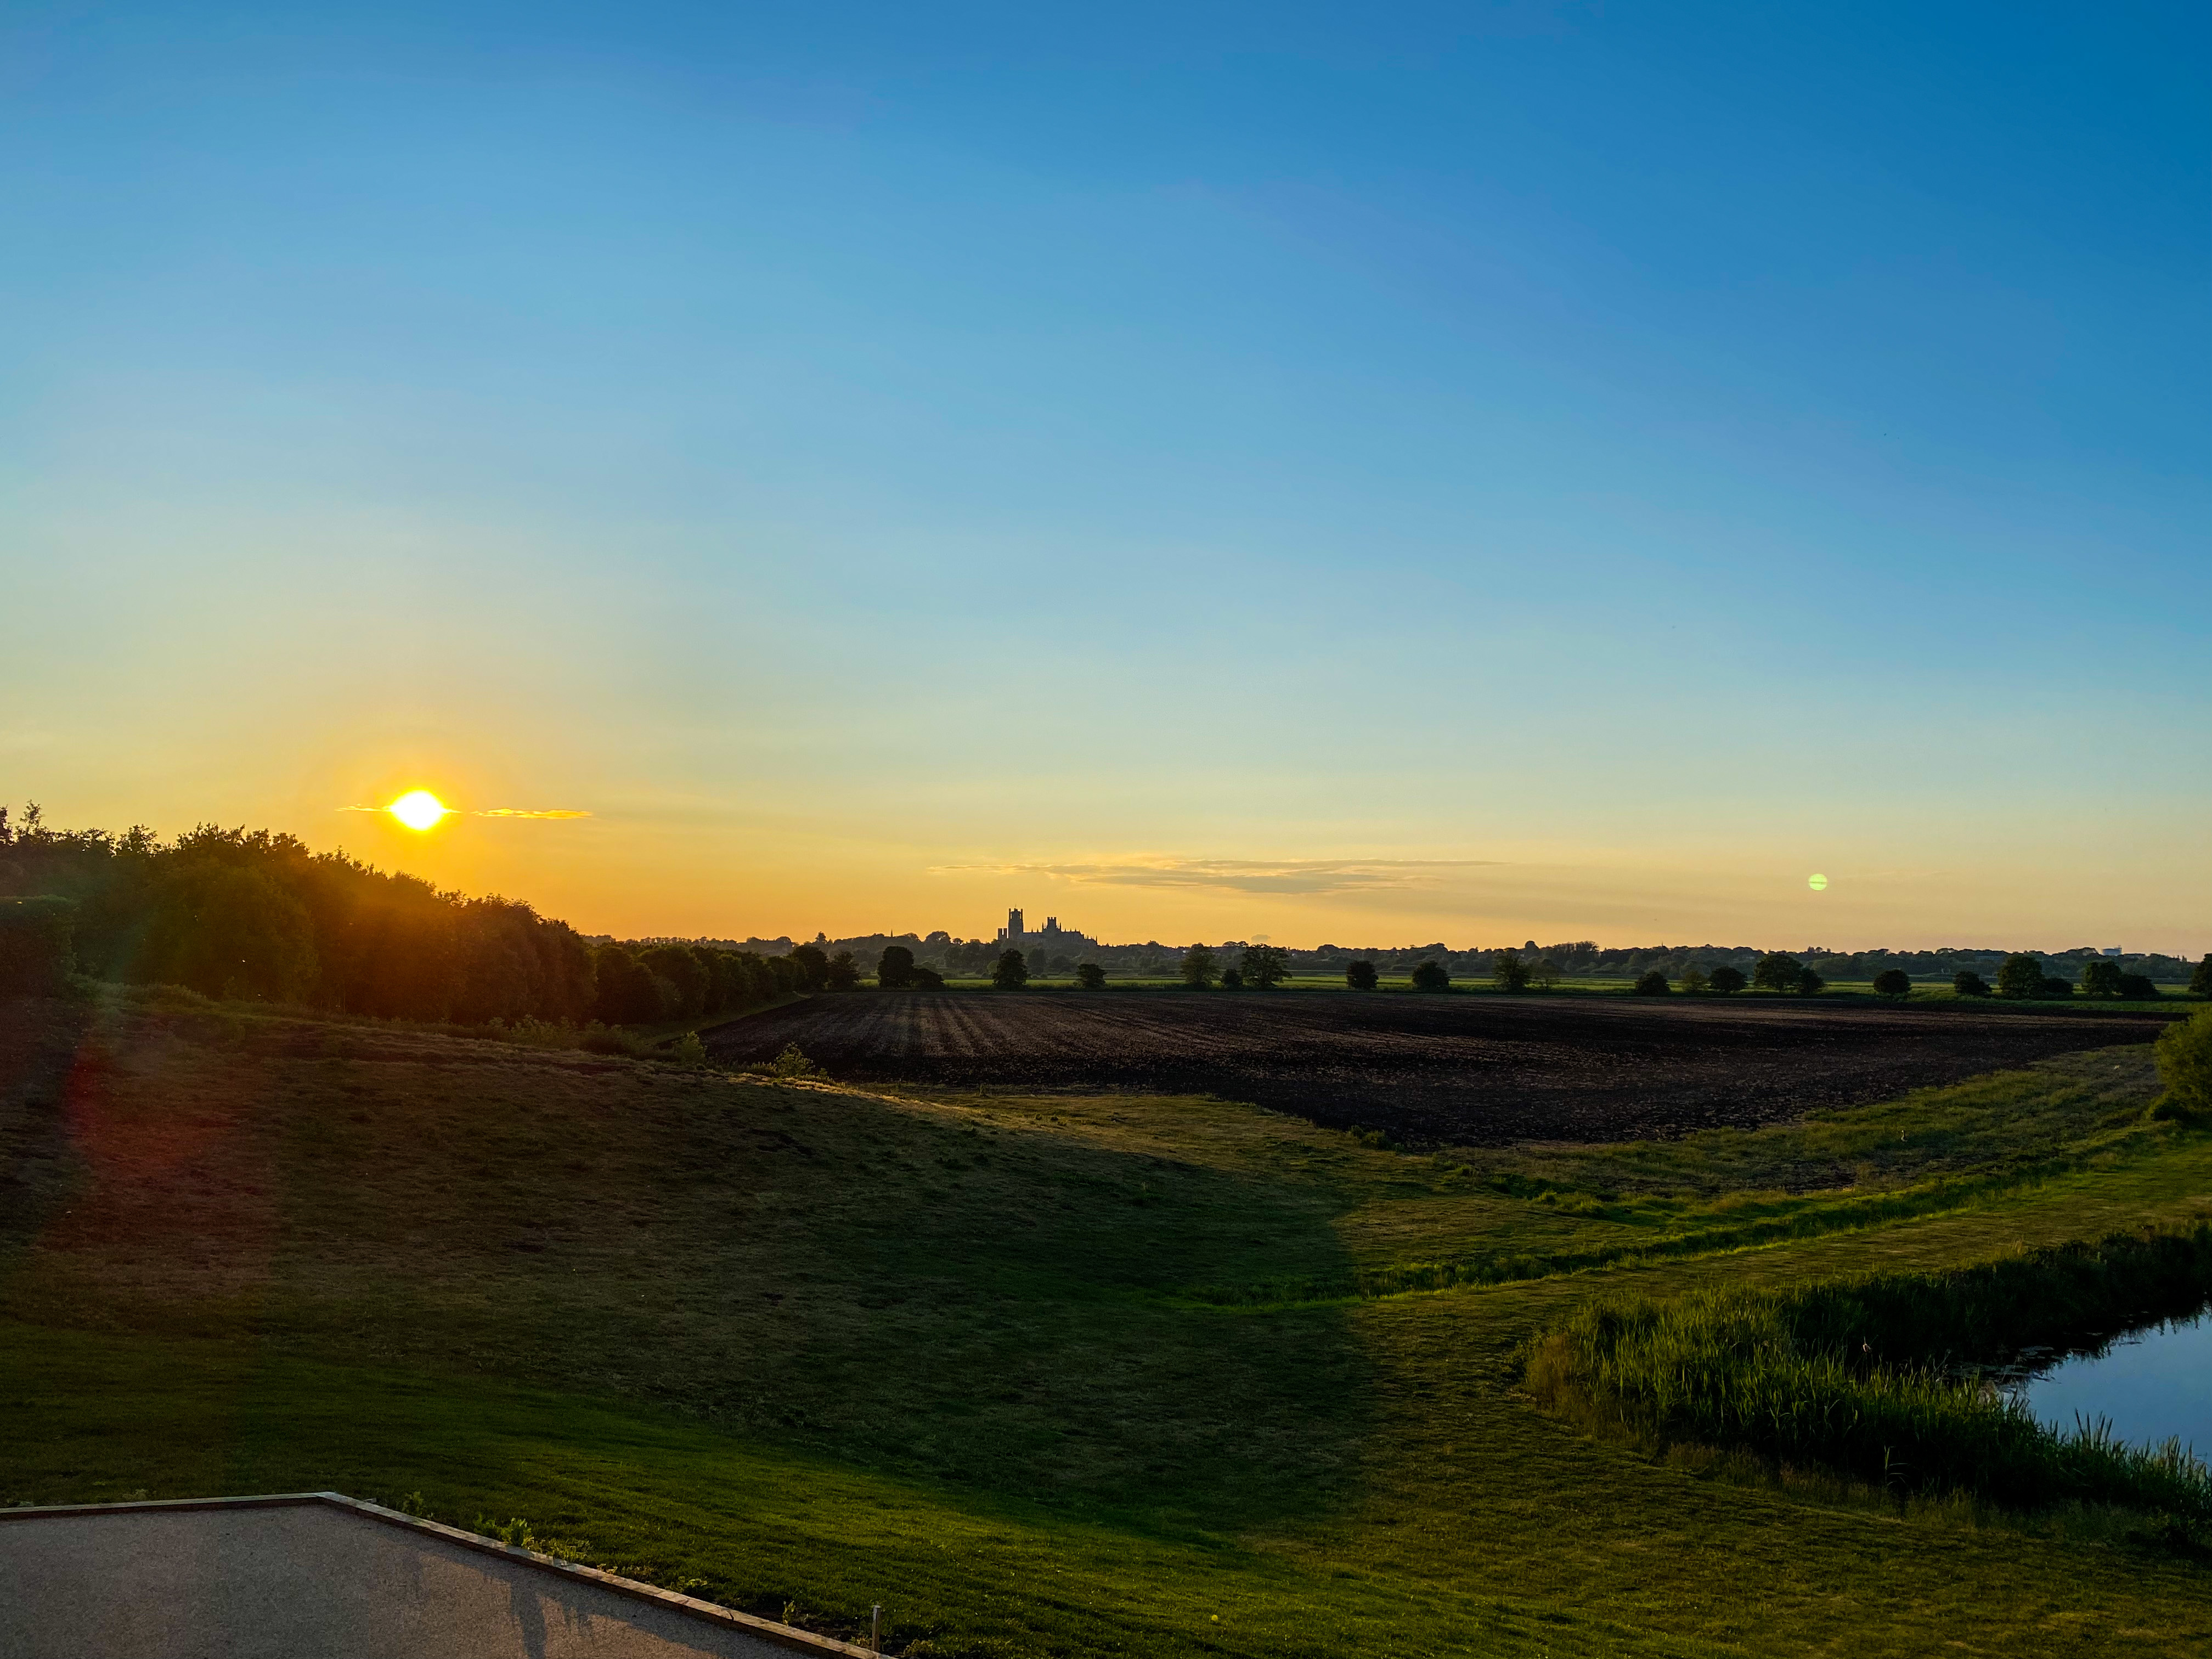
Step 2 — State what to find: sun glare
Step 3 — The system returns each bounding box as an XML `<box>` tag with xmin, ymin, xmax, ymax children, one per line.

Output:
<box><xmin>388</xmin><ymin>790</ymin><xmax>452</xmax><ymax>832</ymax></box>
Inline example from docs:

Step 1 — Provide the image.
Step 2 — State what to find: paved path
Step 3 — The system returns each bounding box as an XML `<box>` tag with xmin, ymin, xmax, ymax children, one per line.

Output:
<box><xmin>0</xmin><ymin>1498</ymin><xmax>827</xmax><ymax>1659</ymax></box>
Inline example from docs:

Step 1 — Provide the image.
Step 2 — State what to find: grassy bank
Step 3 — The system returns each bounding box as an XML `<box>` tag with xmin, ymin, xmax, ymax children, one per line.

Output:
<box><xmin>1527</xmin><ymin>1226</ymin><xmax>2212</xmax><ymax>1517</ymax></box>
<box><xmin>4</xmin><ymin>989</ymin><xmax>2210</xmax><ymax>1655</ymax></box>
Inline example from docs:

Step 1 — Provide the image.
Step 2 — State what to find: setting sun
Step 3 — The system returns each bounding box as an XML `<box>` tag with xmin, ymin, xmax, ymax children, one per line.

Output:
<box><xmin>387</xmin><ymin>790</ymin><xmax>452</xmax><ymax>832</ymax></box>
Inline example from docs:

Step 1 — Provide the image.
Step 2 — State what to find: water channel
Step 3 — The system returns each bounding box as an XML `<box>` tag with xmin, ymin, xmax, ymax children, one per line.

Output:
<box><xmin>2006</xmin><ymin>1301</ymin><xmax>2212</xmax><ymax>1455</ymax></box>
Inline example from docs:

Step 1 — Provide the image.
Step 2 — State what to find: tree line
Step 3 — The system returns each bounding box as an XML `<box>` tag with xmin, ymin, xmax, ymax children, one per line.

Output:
<box><xmin>0</xmin><ymin>806</ymin><xmax>815</xmax><ymax>1023</ymax></box>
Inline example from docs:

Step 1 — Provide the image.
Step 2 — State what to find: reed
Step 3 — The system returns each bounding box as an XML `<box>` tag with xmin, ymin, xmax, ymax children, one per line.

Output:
<box><xmin>1531</xmin><ymin>1224</ymin><xmax>2212</xmax><ymax>1517</ymax></box>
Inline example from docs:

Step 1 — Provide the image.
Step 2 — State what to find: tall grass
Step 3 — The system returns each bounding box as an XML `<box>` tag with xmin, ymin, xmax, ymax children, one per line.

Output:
<box><xmin>1529</xmin><ymin>1224</ymin><xmax>2212</xmax><ymax>1517</ymax></box>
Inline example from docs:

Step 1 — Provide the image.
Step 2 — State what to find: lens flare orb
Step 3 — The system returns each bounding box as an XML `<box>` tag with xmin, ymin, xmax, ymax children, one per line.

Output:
<box><xmin>388</xmin><ymin>790</ymin><xmax>452</xmax><ymax>831</ymax></box>
<box><xmin>1808</xmin><ymin>872</ymin><xmax>1829</xmax><ymax>891</ymax></box>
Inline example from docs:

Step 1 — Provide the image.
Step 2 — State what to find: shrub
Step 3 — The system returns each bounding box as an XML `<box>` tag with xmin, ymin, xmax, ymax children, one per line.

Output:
<box><xmin>1345</xmin><ymin>960</ymin><xmax>1378</xmax><ymax>991</ymax></box>
<box><xmin>579</xmin><ymin>1023</ymin><xmax>648</xmax><ymax>1057</ymax></box>
<box><xmin>1409</xmin><ymin>960</ymin><xmax>1451</xmax><ymax>992</ymax></box>
<box><xmin>2037</xmin><ymin>975</ymin><xmax>2073</xmax><ymax>998</ymax></box>
<box><xmin>1707</xmin><ymin>964</ymin><xmax>1746</xmax><ymax>995</ymax></box>
<box><xmin>667</xmin><ymin>1031</ymin><xmax>708</xmax><ymax>1066</ymax></box>
<box><xmin>1872</xmin><ymin>969</ymin><xmax>1911</xmax><ymax>998</ymax></box>
<box><xmin>1752</xmin><ymin>952</ymin><xmax>1803</xmax><ymax>993</ymax></box>
<box><xmin>0</xmin><ymin>896</ymin><xmax>76</xmax><ymax>995</ymax></box>
<box><xmin>770</xmin><ymin>1043</ymin><xmax>825</xmax><ymax>1079</ymax></box>
<box><xmin>1492</xmin><ymin>950</ymin><xmax>1532</xmax><ymax>992</ymax></box>
<box><xmin>1953</xmin><ymin>969</ymin><xmax>1992</xmax><ymax>997</ymax></box>
<box><xmin>1242</xmin><ymin>943</ymin><xmax>1290</xmax><ymax>989</ymax></box>
<box><xmin>1179</xmin><ymin>945</ymin><xmax>1218</xmax><ymax>988</ymax></box>
<box><xmin>1219</xmin><ymin>966</ymin><xmax>1245</xmax><ymax>989</ymax></box>
<box><xmin>2117</xmin><ymin>972</ymin><xmax>2158</xmax><ymax>1000</ymax></box>
<box><xmin>1679</xmin><ymin>968</ymin><xmax>1708</xmax><ymax>995</ymax></box>
<box><xmin>877</xmin><ymin>945</ymin><xmax>916</xmax><ymax>989</ymax></box>
<box><xmin>1996</xmin><ymin>953</ymin><xmax>2045</xmax><ymax>999</ymax></box>
<box><xmin>2153</xmin><ymin>1006</ymin><xmax>2212</xmax><ymax>1121</ymax></box>
<box><xmin>825</xmin><ymin>951</ymin><xmax>860</xmax><ymax>991</ymax></box>
<box><xmin>1632</xmin><ymin>969</ymin><xmax>1670</xmax><ymax>996</ymax></box>
<box><xmin>990</xmin><ymin>950</ymin><xmax>1029</xmax><ymax>990</ymax></box>
<box><xmin>1074</xmin><ymin>962</ymin><xmax>1105</xmax><ymax>990</ymax></box>
<box><xmin>1797</xmin><ymin>967</ymin><xmax>1825</xmax><ymax>996</ymax></box>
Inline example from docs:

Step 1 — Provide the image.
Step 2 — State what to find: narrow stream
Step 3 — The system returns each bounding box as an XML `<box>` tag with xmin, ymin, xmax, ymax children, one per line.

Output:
<box><xmin>2006</xmin><ymin>1302</ymin><xmax>2212</xmax><ymax>1454</ymax></box>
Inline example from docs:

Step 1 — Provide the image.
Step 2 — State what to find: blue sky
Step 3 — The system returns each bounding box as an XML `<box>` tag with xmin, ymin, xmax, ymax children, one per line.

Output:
<box><xmin>3</xmin><ymin>2</ymin><xmax>2206</xmax><ymax>949</ymax></box>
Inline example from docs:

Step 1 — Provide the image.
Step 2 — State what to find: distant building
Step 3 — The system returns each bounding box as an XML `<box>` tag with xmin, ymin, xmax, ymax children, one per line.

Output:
<box><xmin>2103</xmin><ymin>946</ymin><xmax>2123</xmax><ymax>958</ymax></box>
<box><xmin>995</xmin><ymin>908</ymin><xmax>1097</xmax><ymax>952</ymax></box>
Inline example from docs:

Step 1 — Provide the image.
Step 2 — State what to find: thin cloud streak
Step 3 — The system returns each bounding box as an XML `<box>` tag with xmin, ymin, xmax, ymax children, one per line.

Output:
<box><xmin>933</xmin><ymin>856</ymin><xmax>1503</xmax><ymax>896</ymax></box>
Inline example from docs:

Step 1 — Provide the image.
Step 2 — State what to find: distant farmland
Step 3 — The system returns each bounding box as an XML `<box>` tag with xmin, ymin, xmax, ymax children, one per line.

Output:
<box><xmin>703</xmin><ymin>991</ymin><xmax>2179</xmax><ymax>1144</ymax></box>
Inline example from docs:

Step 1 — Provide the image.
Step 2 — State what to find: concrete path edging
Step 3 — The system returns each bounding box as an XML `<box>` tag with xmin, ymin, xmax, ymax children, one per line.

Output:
<box><xmin>0</xmin><ymin>1492</ymin><xmax>881</xmax><ymax>1658</ymax></box>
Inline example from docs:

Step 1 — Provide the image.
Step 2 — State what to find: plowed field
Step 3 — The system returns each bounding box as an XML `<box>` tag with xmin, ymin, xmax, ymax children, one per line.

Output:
<box><xmin>704</xmin><ymin>992</ymin><xmax>2175</xmax><ymax>1145</ymax></box>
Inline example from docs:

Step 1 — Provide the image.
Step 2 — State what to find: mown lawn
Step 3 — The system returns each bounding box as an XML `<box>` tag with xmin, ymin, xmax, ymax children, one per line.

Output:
<box><xmin>2</xmin><ymin>989</ymin><xmax>2207</xmax><ymax>1656</ymax></box>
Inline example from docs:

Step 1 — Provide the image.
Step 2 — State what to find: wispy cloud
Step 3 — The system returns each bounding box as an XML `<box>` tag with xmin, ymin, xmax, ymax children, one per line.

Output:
<box><xmin>474</xmin><ymin>808</ymin><xmax>592</xmax><ymax>820</ymax></box>
<box><xmin>932</xmin><ymin>856</ymin><xmax>1502</xmax><ymax>896</ymax></box>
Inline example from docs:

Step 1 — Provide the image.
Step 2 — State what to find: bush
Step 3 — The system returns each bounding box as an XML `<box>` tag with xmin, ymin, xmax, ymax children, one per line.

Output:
<box><xmin>1073</xmin><ymin>962</ymin><xmax>1105</xmax><ymax>989</ymax></box>
<box><xmin>1797</xmin><ymin>967</ymin><xmax>1825</xmax><ymax>996</ymax></box>
<box><xmin>1953</xmin><ymin>970</ymin><xmax>1992</xmax><ymax>997</ymax></box>
<box><xmin>1872</xmin><ymin>969</ymin><xmax>1911</xmax><ymax>998</ymax></box>
<box><xmin>1409</xmin><ymin>960</ymin><xmax>1451</xmax><ymax>992</ymax></box>
<box><xmin>1752</xmin><ymin>952</ymin><xmax>1803</xmax><ymax>993</ymax></box>
<box><xmin>990</xmin><ymin>949</ymin><xmax>1029</xmax><ymax>990</ymax></box>
<box><xmin>2153</xmin><ymin>1007</ymin><xmax>2212</xmax><ymax>1121</ymax></box>
<box><xmin>1218</xmin><ymin>966</ymin><xmax>1245</xmax><ymax>989</ymax></box>
<box><xmin>1707</xmin><ymin>964</ymin><xmax>1746</xmax><ymax>995</ymax></box>
<box><xmin>1179</xmin><ymin>945</ymin><xmax>1217</xmax><ymax>988</ymax></box>
<box><xmin>1242</xmin><ymin>943</ymin><xmax>1290</xmax><ymax>989</ymax></box>
<box><xmin>0</xmin><ymin>896</ymin><xmax>76</xmax><ymax>995</ymax></box>
<box><xmin>877</xmin><ymin>945</ymin><xmax>916</xmax><ymax>989</ymax></box>
<box><xmin>579</xmin><ymin>1023</ymin><xmax>648</xmax><ymax>1057</ymax></box>
<box><xmin>2117</xmin><ymin>972</ymin><xmax>2158</xmax><ymax>1000</ymax></box>
<box><xmin>1632</xmin><ymin>969</ymin><xmax>1670</xmax><ymax>995</ymax></box>
<box><xmin>1345</xmin><ymin>960</ymin><xmax>1378</xmax><ymax>991</ymax></box>
<box><xmin>1996</xmin><ymin>953</ymin><xmax>2045</xmax><ymax>999</ymax></box>
<box><xmin>769</xmin><ymin>1043</ymin><xmax>824</xmax><ymax>1079</ymax></box>
<box><xmin>2037</xmin><ymin>975</ymin><xmax>2073</xmax><ymax>998</ymax></box>
<box><xmin>823</xmin><ymin>951</ymin><xmax>860</xmax><ymax>991</ymax></box>
<box><xmin>1492</xmin><ymin>950</ymin><xmax>1531</xmax><ymax>992</ymax></box>
<box><xmin>667</xmin><ymin>1031</ymin><xmax>708</xmax><ymax>1066</ymax></box>
<box><xmin>1679</xmin><ymin>968</ymin><xmax>1708</xmax><ymax>995</ymax></box>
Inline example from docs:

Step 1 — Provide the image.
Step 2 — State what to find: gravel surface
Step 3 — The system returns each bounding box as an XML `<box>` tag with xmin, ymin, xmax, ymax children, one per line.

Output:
<box><xmin>705</xmin><ymin>992</ymin><xmax>2177</xmax><ymax>1146</ymax></box>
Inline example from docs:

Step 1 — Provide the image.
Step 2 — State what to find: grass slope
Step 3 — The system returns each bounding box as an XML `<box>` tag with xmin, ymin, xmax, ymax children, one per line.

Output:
<box><xmin>2</xmin><ymin>988</ymin><xmax>2208</xmax><ymax>1656</ymax></box>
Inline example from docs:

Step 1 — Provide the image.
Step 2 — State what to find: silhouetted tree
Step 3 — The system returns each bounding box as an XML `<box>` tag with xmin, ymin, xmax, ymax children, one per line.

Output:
<box><xmin>1872</xmin><ymin>969</ymin><xmax>1911</xmax><ymax>998</ymax></box>
<box><xmin>1798</xmin><ymin>967</ymin><xmax>1825</xmax><ymax>996</ymax></box>
<box><xmin>825</xmin><ymin>950</ymin><xmax>860</xmax><ymax>991</ymax></box>
<box><xmin>1533</xmin><ymin>957</ymin><xmax>1562</xmax><ymax>990</ymax></box>
<box><xmin>877</xmin><ymin>944</ymin><xmax>916</xmax><ymax>989</ymax></box>
<box><xmin>1679</xmin><ymin>967</ymin><xmax>1709</xmax><ymax>995</ymax></box>
<box><xmin>1075</xmin><ymin>962</ymin><xmax>1105</xmax><ymax>990</ymax></box>
<box><xmin>2080</xmin><ymin>959</ymin><xmax>2124</xmax><ymax>998</ymax></box>
<box><xmin>2193</xmin><ymin>955</ymin><xmax>2212</xmax><ymax>998</ymax></box>
<box><xmin>1708</xmin><ymin>965</ymin><xmax>1747</xmax><ymax>995</ymax></box>
<box><xmin>1219</xmin><ymin>966</ymin><xmax>1245</xmax><ymax>989</ymax></box>
<box><xmin>1492</xmin><ymin>949</ymin><xmax>1532</xmax><ymax>992</ymax></box>
<box><xmin>1243</xmin><ymin>944</ymin><xmax>1290</xmax><ymax>989</ymax></box>
<box><xmin>1345</xmin><ymin>960</ymin><xmax>1378</xmax><ymax>991</ymax></box>
<box><xmin>1633</xmin><ymin>969</ymin><xmax>1670</xmax><ymax>995</ymax></box>
<box><xmin>789</xmin><ymin>944</ymin><xmax>830</xmax><ymax>992</ymax></box>
<box><xmin>1180</xmin><ymin>945</ymin><xmax>1218</xmax><ymax>988</ymax></box>
<box><xmin>910</xmin><ymin>964</ymin><xmax>946</xmax><ymax>989</ymax></box>
<box><xmin>2117</xmin><ymin>972</ymin><xmax>2157</xmax><ymax>1000</ymax></box>
<box><xmin>1752</xmin><ymin>952</ymin><xmax>1803</xmax><ymax>994</ymax></box>
<box><xmin>1953</xmin><ymin>969</ymin><xmax>1992</xmax><ymax>997</ymax></box>
<box><xmin>991</xmin><ymin>949</ymin><xmax>1029</xmax><ymax>989</ymax></box>
<box><xmin>1410</xmin><ymin>960</ymin><xmax>1451</xmax><ymax>992</ymax></box>
<box><xmin>1996</xmin><ymin>953</ymin><xmax>2045</xmax><ymax>999</ymax></box>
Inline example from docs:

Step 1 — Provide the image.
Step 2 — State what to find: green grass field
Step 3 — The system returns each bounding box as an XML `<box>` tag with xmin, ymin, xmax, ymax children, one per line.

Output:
<box><xmin>2</xmin><ymin>987</ymin><xmax>2208</xmax><ymax>1656</ymax></box>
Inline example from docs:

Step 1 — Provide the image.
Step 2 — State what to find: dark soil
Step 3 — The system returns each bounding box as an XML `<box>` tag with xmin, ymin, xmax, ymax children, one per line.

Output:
<box><xmin>703</xmin><ymin>991</ymin><xmax>2180</xmax><ymax>1146</ymax></box>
